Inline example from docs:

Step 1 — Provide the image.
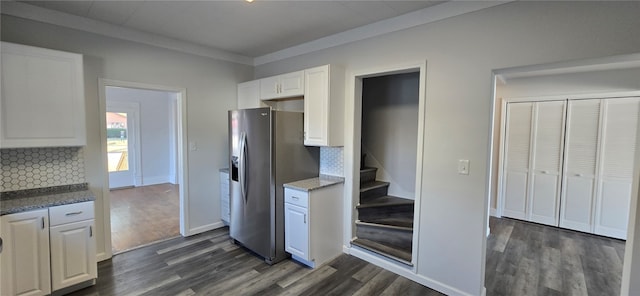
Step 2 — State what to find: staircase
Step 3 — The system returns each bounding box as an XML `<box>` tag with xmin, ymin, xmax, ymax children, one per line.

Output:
<box><xmin>351</xmin><ymin>167</ymin><xmax>414</xmax><ymax>265</ymax></box>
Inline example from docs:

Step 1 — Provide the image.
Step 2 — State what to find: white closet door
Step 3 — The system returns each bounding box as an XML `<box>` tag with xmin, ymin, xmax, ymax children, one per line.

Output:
<box><xmin>502</xmin><ymin>102</ymin><xmax>533</xmax><ymax>220</ymax></box>
<box><xmin>560</xmin><ymin>99</ymin><xmax>601</xmax><ymax>233</ymax></box>
<box><xmin>529</xmin><ymin>101</ymin><xmax>566</xmax><ymax>226</ymax></box>
<box><xmin>594</xmin><ymin>97</ymin><xmax>640</xmax><ymax>239</ymax></box>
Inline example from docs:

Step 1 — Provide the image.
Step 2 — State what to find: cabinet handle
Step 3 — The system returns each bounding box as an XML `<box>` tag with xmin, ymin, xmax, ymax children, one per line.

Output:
<box><xmin>575</xmin><ymin>173</ymin><xmax>583</xmax><ymax>177</ymax></box>
<box><xmin>41</xmin><ymin>217</ymin><xmax>45</xmax><ymax>229</ymax></box>
<box><xmin>65</xmin><ymin>211</ymin><xmax>83</xmax><ymax>216</ymax></box>
<box><xmin>292</xmin><ymin>196</ymin><xmax>300</xmax><ymax>200</ymax></box>
<box><xmin>0</xmin><ymin>237</ymin><xmax>3</xmax><ymax>254</ymax></box>
<box><xmin>89</xmin><ymin>226</ymin><xmax>93</xmax><ymax>237</ymax></box>
<box><xmin>541</xmin><ymin>170</ymin><xmax>549</xmax><ymax>174</ymax></box>
<box><xmin>304</xmin><ymin>214</ymin><xmax>306</xmax><ymax>224</ymax></box>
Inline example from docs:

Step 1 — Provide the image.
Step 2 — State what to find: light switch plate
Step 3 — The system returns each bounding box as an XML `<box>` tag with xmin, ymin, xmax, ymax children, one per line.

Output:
<box><xmin>458</xmin><ymin>159</ymin><xmax>470</xmax><ymax>175</ymax></box>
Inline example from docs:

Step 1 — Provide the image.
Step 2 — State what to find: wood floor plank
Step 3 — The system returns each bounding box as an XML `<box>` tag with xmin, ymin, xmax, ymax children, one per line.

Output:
<box><xmin>492</xmin><ymin>224</ymin><xmax>513</xmax><ymax>252</ymax></box>
<box><xmin>351</xmin><ymin>269</ymin><xmax>397</xmax><ymax>296</ymax></box>
<box><xmin>276</xmin><ymin>265</ymin><xmax>337</xmax><ymax>296</ymax></box>
<box><xmin>220</xmin><ymin>260</ymin><xmax>301</xmax><ymax>296</ymax></box>
<box><xmin>486</xmin><ymin>217</ymin><xmax>624</xmax><ymax>296</ymax></box>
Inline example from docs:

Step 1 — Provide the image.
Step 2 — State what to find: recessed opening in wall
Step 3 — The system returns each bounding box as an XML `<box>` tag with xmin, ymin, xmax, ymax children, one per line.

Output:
<box><xmin>99</xmin><ymin>79</ymin><xmax>188</xmax><ymax>258</ymax></box>
<box><xmin>347</xmin><ymin>63</ymin><xmax>426</xmax><ymax>271</ymax></box>
<box><xmin>486</xmin><ymin>54</ymin><xmax>640</xmax><ymax>295</ymax></box>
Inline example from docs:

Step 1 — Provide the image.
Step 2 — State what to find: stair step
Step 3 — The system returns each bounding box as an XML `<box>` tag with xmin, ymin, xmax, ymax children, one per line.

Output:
<box><xmin>355</xmin><ymin>221</ymin><xmax>413</xmax><ymax>253</ymax></box>
<box><xmin>357</xmin><ymin>195</ymin><xmax>414</xmax><ymax>223</ymax></box>
<box><xmin>360</xmin><ymin>167</ymin><xmax>377</xmax><ymax>185</ymax></box>
<box><xmin>358</xmin><ymin>195</ymin><xmax>414</xmax><ymax>208</ymax></box>
<box><xmin>359</xmin><ymin>217</ymin><xmax>413</xmax><ymax>228</ymax></box>
<box><xmin>360</xmin><ymin>181</ymin><xmax>389</xmax><ymax>200</ymax></box>
<box><xmin>351</xmin><ymin>238</ymin><xmax>413</xmax><ymax>266</ymax></box>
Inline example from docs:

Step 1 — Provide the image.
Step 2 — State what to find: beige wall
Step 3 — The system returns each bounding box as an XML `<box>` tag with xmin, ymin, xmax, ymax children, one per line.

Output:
<box><xmin>1</xmin><ymin>15</ymin><xmax>252</xmax><ymax>259</ymax></box>
<box><xmin>255</xmin><ymin>2</ymin><xmax>640</xmax><ymax>295</ymax></box>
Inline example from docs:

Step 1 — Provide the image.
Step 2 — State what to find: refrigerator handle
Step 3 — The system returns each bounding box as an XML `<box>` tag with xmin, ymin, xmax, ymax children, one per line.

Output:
<box><xmin>239</xmin><ymin>132</ymin><xmax>248</xmax><ymax>203</ymax></box>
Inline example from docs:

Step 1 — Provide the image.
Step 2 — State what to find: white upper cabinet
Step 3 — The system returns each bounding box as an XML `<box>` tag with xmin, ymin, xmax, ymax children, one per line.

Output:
<box><xmin>0</xmin><ymin>42</ymin><xmax>86</xmax><ymax>148</ymax></box>
<box><xmin>303</xmin><ymin>65</ymin><xmax>344</xmax><ymax>147</ymax></box>
<box><xmin>259</xmin><ymin>70</ymin><xmax>304</xmax><ymax>100</ymax></box>
<box><xmin>237</xmin><ymin>80</ymin><xmax>263</xmax><ymax>109</ymax></box>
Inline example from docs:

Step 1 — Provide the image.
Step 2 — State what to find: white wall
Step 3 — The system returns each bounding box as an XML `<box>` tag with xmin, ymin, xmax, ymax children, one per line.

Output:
<box><xmin>255</xmin><ymin>2</ymin><xmax>640</xmax><ymax>295</ymax></box>
<box><xmin>362</xmin><ymin>73</ymin><xmax>419</xmax><ymax>199</ymax></box>
<box><xmin>1</xmin><ymin>15</ymin><xmax>252</xmax><ymax>259</ymax></box>
<box><xmin>106</xmin><ymin>87</ymin><xmax>174</xmax><ymax>186</ymax></box>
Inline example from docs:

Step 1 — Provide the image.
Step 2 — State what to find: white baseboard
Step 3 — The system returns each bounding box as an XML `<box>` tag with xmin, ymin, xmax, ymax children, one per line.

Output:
<box><xmin>184</xmin><ymin>221</ymin><xmax>225</xmax><ymax>236</ymax></box>
<box><xmin>142</xmin><ymin>176</ymin><xmax>171</xmax><ymax>186</ymax></box>
<box><xmin>490</xmin><ymin>208</ymin><xmax>499</xmax><ymax>217</ymax></box>
<box><xmin>96</xmin><ymin>252</ymin><xmax>110</xmax><ymax>262</ymax></box>
<box><xmin>348</xmin><ymin>246</ymin><xmax>478</xmax><ymax>296</ymax></box>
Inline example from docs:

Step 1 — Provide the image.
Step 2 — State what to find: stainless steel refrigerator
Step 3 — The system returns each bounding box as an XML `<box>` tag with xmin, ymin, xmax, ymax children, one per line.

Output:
<box><xmin>228</xmin><ymin>107</ymin><xmax>319</xmax><ymax>264</ymax></box>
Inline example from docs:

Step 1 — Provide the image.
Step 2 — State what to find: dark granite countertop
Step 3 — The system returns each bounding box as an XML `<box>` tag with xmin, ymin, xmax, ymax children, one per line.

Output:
<box><xmin>283</xmin><ymin>175</ymin><xmax>345</xmax><ymax>192</ymax></box>
<box><xmin>0</xmin><ymin>183</ymin><xmax>95</xmax><ymax>216</ymax></box>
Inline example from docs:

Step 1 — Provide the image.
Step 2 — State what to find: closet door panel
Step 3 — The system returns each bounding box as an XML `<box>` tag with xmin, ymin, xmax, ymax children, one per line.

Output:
<box><xmin>502</xmin><ymin>102</ymin><xmax>533</xmax><ymax>220</ymax></box>
<box><xmin>560</xmin><ymin>99</ymin><xmax>601</xmax><ymax>232</ymax></box>
<box><xmin>594</xmin><ymin>97</ymin><xmax>640</xmax><ymax>239</ymax></box>
<box><xmin>504</xmin><ymin>172</ymin><xmax>528</xmax><ymax>219</ymax></box>
<box><xmin>530</xmin><ymin>101</ymin><xmax>565</xmax><ymax>226</ymax></box>
<box><xmin>561</xmin><ymin>177</ymin><xmax>595</xmax><ymax>232</ymax></box>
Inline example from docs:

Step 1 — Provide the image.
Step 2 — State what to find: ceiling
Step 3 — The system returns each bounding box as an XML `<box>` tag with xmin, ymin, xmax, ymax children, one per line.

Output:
<box><xmin>20</xmin><ymin>1</ymin><xmax>445</xmax><ymax>58</ymax></box>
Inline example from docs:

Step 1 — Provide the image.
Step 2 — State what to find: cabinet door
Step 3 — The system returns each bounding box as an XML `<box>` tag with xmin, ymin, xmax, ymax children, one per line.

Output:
<box><xmin>259</xmin><ymin>76</ymin><xmax>280</xmax><ymax>100</ymax></box>
<box><xmin>238</xmin><ymin>80</ymin><xmax>262</xmax><ymax>109</ymax></box>
<box><xmin>278</xmin><ymin>71</ymin><xmax>304</xmax><ymax>98</ymax></box>
<box><xmin>0</xmin><ymin>209</ymin><xmax>51</xmax><ymax>296</ymax></box>
<box><xmin>0</xmin><ymin>42</ymin><xmax>85</xmax><ymax>148</ymax></box>
<box><xmin>529</xmin><ymin>101</ymin><xmax>565</xmax><ymax>226</ymax></box>
<box><xmin>502</xmin><ymin>102</ymin><xmax>533</xmax><ymax>220</ymax></box>
<box><xmin>284</xmin><ymin>203</ymin><xmax>309</xmax><ymax>260</ymax></box>
<box><xmin>594</xmin><ymin>97</ymin><xmax>640</xmax><ymax>239</ymax></box>
<box><xmin>303</xmin><ymin>65</ymin><xmax>329</xmax><ymax>146</ymax></box>
<box><xmin>50</xmin><ymin>219</ymin><xmax>97</xmax><ymax>291</ymax></box>
<box><xmin>560</xmin><ymin>99</ymin><xmax>601</xmax><ymax>232</ymax></box>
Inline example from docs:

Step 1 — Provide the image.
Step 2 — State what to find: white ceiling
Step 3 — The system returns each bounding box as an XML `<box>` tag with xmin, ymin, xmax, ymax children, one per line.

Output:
<box><xmin>20</xmin><ymin>1</ymin><xmax>445</xmax><ymax>57</ymax></box>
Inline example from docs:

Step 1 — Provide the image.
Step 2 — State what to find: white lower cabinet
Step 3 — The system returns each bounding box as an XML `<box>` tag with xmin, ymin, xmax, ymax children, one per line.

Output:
<box><xmin>49</xmin><ymin>201</ymin><xmax>97</xmax><ymax>292</ymax></box>
<box><xmin>0</xmin><ymin>202</ymin><xmax>96</xmax><ymax>296</ymax></box>
<box><xmin>284</xmin><ymin>183</ymin><xmax>343</xmax><ymax>268</ymax></box>
<box><xmin>0</xmin><ymin>209</ymin><xmax>51</xmax><ymax>296</ymax></box>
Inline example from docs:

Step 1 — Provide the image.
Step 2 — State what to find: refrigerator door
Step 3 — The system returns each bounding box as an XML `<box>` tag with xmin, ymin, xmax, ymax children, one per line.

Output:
<box><xmin>229</xmin><ymin>107</ymin><xmax>272</xmax><ymax>259</ymax></box>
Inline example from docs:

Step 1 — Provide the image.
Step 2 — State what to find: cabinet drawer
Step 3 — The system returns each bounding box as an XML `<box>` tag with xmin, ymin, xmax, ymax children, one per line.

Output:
<box><xmin>49</xmin><ymin>201</ymin><xmax>94</xmax><ymax>226</ymax></box>
<box><xmin>284</xmin><ymin>188</ymin><xmax>309</xmax><ymax>208</ymax></box>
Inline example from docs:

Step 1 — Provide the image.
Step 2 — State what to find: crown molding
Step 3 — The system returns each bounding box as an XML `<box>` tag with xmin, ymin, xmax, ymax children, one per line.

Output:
<box><xmin>253</xmin><ymin>1</ymin><xmax>513</xmax><ymax>66</ymax></box>
<box><xmin>2</xmin><ymin>1</ymin><xmax>513</xmax><ymax>67</ymax></box>
<box><xmin>0</xmin><ymin>1</ymin><xmax>254</xmax><ymax>66</ymax></box>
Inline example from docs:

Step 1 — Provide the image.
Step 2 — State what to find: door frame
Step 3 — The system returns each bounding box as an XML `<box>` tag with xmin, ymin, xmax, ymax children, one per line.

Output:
<box><xmin>105</xmin><ymin>101</ymin><xmax>141</xmax><ymax>189</ymax></box>
<box><xmin>98</xmin><ymin>78</ymin><xmax>189</xmax><ymax>260</ymax></box>
<box><xmin>343</xmin><ymin>61</ymin><xmax>427</xmax><ymax>279</ymax></box>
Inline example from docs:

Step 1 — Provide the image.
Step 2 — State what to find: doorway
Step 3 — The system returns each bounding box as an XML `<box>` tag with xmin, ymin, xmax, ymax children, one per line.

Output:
<box><xmin>106</xmin><ymin>101</ymin><xmax>140</xmax><ymax>189</ymax></box>
<box><xmin>345</xmin><ymin>62</ymin><xmax>427</xmax><ymax>274</ymax></box>
<box><xmin>100</xmin><ymin>80</ymin><xmax>187</xmax><ymax>256</ymax></box>
<box><xmin>486</xmin><ymin>57</ymin><xmax>640</xmax><ymax>294</ymax></box>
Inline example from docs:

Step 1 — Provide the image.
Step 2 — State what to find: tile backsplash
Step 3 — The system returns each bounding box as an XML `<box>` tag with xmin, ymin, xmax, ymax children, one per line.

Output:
<box><xmin>0</xmin><ymin>147</ymin><xmax>86</xmax><ymax>192</ymax></box>
<box><xmin>320</xmin><ymin>147</ymin><xmax>344</xmax><ymax>177</ymax></box>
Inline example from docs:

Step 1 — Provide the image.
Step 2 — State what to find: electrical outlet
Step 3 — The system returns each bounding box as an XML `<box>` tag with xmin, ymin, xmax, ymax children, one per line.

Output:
<box><xmin>458</xmin><ymin>159</ymin><xmax>470</xmax><ymax>175</ymax></box>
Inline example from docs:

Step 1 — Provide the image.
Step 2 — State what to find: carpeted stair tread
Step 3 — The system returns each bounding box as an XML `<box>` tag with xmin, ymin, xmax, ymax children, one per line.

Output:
<box><xmin>355</xmin><ymin>220</ymin><xmax>413</xmax><ymax>232</ymax></box>
<box><xmin>351</xmin><ymin>238</ymin><xmax>413</xmax><ymax>266</ymax></box>
<box><xmin>360</xmin><ymin>167</ymin><xmax>377</xmax><ymax>173</ymax></box>
<box><xmin>358</xmin><ymin>195</ymin><xmax>414</xmax><ymax>208</ymax></box>
<box><xmin>360</xmin><ymin>181</ymin><xmax>390</xmax><ymax>192</ymax></box>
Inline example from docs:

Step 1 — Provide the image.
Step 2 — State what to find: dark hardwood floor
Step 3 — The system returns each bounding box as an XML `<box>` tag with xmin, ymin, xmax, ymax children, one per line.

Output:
<box><xmin>70</xmin><ymin>214</ymin><xmax>625</xmax><ymax>296</ymax></box>
<box><xmin>110</xmin><ymin>183</ymin><xmax>180</xmax><ymax>253</ymax></box>
<box><xmin>68</xmin><ymin>227</ymin><xmax>444</xmax><ymax>296</ymax></box>
<box><xmin>486</xmin><ymin>216</ymin><xmax>625</xmax><ymax>296</ymax></box>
